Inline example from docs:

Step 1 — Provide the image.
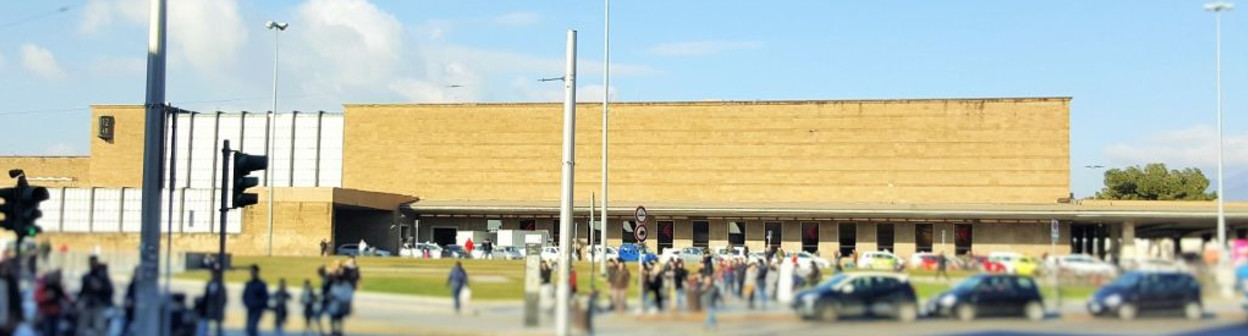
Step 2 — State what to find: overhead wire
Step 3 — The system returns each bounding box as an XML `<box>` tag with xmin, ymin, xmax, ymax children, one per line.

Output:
<box><xmin>0</xmin><ymin>1</ymin><xmax>84</xmax><ymax>32</ymax></box>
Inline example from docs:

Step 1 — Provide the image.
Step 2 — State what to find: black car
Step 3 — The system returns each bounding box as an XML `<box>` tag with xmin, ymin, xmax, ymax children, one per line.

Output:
<box><xmin>926</xmin><ymin>274</ymin><xmax>1045</xmax><ymax>321</ymax></box>
<box><xmin>791</xmin><ymin>273</ymin><xmax>919</xmax><ymax>322</ymax></box>
<box><xmin>1087</xmin><ymin>271</ymin><xmax>1202</xmax><ymax>320</ymax></box>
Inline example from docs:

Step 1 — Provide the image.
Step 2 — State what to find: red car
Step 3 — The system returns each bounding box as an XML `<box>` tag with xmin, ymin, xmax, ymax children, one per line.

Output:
<box><xmin>971</xmin><ymin>256</ymin><xmax>1006</xmax><ymax>273</ymax></box>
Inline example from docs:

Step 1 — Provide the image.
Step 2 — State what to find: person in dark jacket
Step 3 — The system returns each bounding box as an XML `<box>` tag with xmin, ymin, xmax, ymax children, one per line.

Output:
<box><xmin>36</xmin><ymin>270</ymin><xmax>69</xmax><ymax>336</ymax></box>
<box><xmin>243</xmin><ymin>265</ymin><xmax>270</xmax><ymax>336</ymax></box>
<box><xmin>204</xmin><ymin>266</ymin><xmax>228</xmax><ymax>334</ymax></box>
<box><xmin>272</xmin><ymin>278</ymin><xmax>291</xmax><ymax>336</ymax></box>
<box><xmin>79</xmin><ymin>256</ymin><xmax>115</xmax><ymax>335</ymax></box>
<box><xmin>447</xmin><ymin>261</ymin><xmax>469</xmax><ymax>313</ymax></box>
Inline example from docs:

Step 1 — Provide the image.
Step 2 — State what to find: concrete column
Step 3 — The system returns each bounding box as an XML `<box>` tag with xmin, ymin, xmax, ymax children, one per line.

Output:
<box><xmin>818</xmin><ymin>222</ymin><xmax>838</xmax><ymax>256</ymax></box>
<box><xmin>781</xmin><ymin>221</ymin><xmax>801</xmax><ymax>252</ymax></box>
<box><xmin>1122</xmin><ymin>220</ymin><xmax>1136</xmax><ymax>260</ymax></box>
<box><xmin>857</xmin><ymin>223</ymin><xmax>878</xmax><ymax>253</ymax></box>
<box><xmin>709</xmin><ymin>219</ymin><xmax>729</xmax><ymax>249</ymax></box>
<box><xmin>895</xmin><ymin>223</ymin><xmax>916</xmax><ymax>258</ymax></box>
<box><xmin>1109</xmin><ymin>223</ymin><xmax>1122</xmax><ymax>259</ymax></box>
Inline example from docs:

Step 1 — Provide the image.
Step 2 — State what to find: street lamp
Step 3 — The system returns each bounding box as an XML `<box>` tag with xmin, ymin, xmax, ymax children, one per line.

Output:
<box><xmin>1205</xmin><ymin>1</ymin><xmax>1232</xmax><ymax>267</ymax></box>
<box><xmin>265</xmin><ymin>20</ymin><xmax>288</xmax><ymax>257</ymax></box>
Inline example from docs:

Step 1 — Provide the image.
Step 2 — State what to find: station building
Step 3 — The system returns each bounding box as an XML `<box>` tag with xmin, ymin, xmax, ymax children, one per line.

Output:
<box><xmin>2</xmin><ymin>97</ymin><xmax>1246</xmax><ymax>260</ymax></box>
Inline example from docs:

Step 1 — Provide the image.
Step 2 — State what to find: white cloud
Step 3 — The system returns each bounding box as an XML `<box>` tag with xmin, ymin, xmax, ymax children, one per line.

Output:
<box><xmin>647</xmin><ymin>40</ymin><xmax>762</xmax><ymax>56</ymax></box>
<box><xmin>494</xmin><ymin>11</ymin><xmax>541</xmax><ymax>26</ymax></box>
<box><xmin>293</xmin><ymin>0</ymin><xmax>403</xmax><ymax>89</ymax></box>
<box><xmin>20</xmin><ymin>44</ymin><xmax>67</xmax><ymax>81</ymax></box>
<box><xmin>76</xmin><ymin>0</ymin><xmax>248</xmax><ymax>74</ymax></box>
<box><xmin>1103</xmin><ymin>124</ymin><xmax>1248</xmax><ymax>174</ymax></box>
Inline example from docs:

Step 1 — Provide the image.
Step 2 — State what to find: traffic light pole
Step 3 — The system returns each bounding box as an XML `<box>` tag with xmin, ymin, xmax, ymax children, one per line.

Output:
<box><xmin>135</xmin><ymin>0</ymin><xmax>167</xmax><ymax>334</ymax></box>
<box><xmin>217</xmin><ymin>140</ymin><xmax>230</xmax><ymax>336</ymax></box>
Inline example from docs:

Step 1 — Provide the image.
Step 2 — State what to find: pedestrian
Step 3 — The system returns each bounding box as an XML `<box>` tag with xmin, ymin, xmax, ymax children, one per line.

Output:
<box><xmin>936</xmin><ymin>251</ymin><xmax>950</xmax><ymax>282</ymax></box>
<box><xmin>735</xmin><ymin>259</ymin><xmax>747</xmax><ymax>298</ymax></box>
<box><xmin>78</xmin><ymin>255</ymin><xmax>114</xmax><ymax>335</ymax></box>
<box><xmin>764</xmin><ymin>262</ymin><xmax>779</xmax><ymax>304</ymax></box>
<box><xmin>447</xmin><ymin>261</ymin><xmax>469</xmax><ymax>314</ymax></box>
<box><xmin>744</xmin><ymin>262</ymin><xmax>758</xmax><ymax>309</ymax></box>
<box><xmin>243</xmin><ymin>265</ymin><xmax>270</xmax><ymax>336</ymax></box>
<box><xmin>673</xmin><ymin>260</ymin><xmax>688</xmax><ymax>312</ymax></box>
<box><xmin>648</xmin><ymin>262</ymin><xmax>665</xmax><ymax>312</ymax></box>
<box><xmin>122</xmin><ymin>268</ymin><xmax>138</xmax><ymax>335</ymax></box>
<box><xmin>754</xmin><ymin>260</ymin><xmax>769</xmax><ymax>309</ymax></box>
<box><xmin>482</xmin><ymin>238</ymin><xmax>494</xmax><ymax>260</ymax></box>
<box><xmin>700</xmin><ymin>275</ymin><xmax>718</xmax><ymax>330</ymax></box>
<box><xmin>686</xmin><ymin>273</ymin><xmax>702</xmax><ymax>312</ymax></box>
<box><xmin>700</xmin><ymin>254</ymin><xmax>714</xmax><ymax>278</ymax></box>
<box><xmin>539</xmin><ymin>261</ymin><xmax>554</xmax><ymax>312</ymax></box>
<box><xmin>358</xmin><ymin>239</ymin><xmax>369</xmax><ymax>257</ymax></box>
<box><xmin>326</xmin><ymin>274</ymin><xmax>354</xmax><ymax>336</ymax></box>
<box><xmin>464</xmin><ymin>238</ymin><xmax>475</xmax><ymax>258</ymax></box>
<box><xmin>36</xmin><ymin>270</ymin><xmax>70</xmax><ymax>336</ymax></box>
<box><xmin>807</xmin><ymin>260</ymin><xmax>822</xmax><ymax>288</ymax></box>
<box><xmin>204</xmin><ymin>267</ymin><xmax>228</xmax><ymax>336</ymax></box>
<box><xmin>611</xmin><ymin>260</ymin><xmax>630</xmax><ymax>312</ymax></box>
<box><xmin>320</xmin><ymin>239</ymin><xmax>330</xmax><ymax>257</ymax></box>
<box><xmin>300</xmin><ymin>279</ymin><xmax>322</xmax><ymax>335</ymax></box>
<box><xmin>272</xmin><ymin>278</ymin><xmax>291</xmax><ymax>336</ymax></box>
<box><xmin>570</xmin><ymin>268</ymin><xmax>579</xmax><ymax>295</ymax></box>
<box><xmin>342</xmin><ymin>257</ymin><xmax>361</xmax><ymax>289</ymax></box>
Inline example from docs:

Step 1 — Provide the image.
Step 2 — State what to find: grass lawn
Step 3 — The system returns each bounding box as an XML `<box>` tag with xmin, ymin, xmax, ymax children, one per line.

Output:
<box><xmin>175</xmin><ymin>256</ymin><xmax>1100</xmax><ymax>301</ymax></box>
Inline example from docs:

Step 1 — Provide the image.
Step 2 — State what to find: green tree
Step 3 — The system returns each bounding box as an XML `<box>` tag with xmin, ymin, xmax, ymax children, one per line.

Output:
<box><xmin>1094</xmin><ymin>163</ymin><xmax>1217</xmax><ymax>200</ymax></box>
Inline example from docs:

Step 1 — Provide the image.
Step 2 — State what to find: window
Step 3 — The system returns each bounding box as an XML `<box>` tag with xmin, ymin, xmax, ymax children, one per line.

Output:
<box><xmin>954</xmin><ymin>224</ymin><xmax>973</xmax><ymax>255</ymax></box>
<box><xmin>658</xmin><ymin>220</ymin><xmax>675</xmax><ymax>253</ymax></box>
<box><xmin>622</xmin><ymin>221</ymin><xmax>637</xmax><ymax>243</ymax></box>
<box><xmin>839</xmin><ymin>223</ymin><xmax>857</xmax><ymax>257</ymax></box>
<box><xmin>878</xmin><ymin>223</ymin><xmax>895</xmax><ymax>253</ymax></box>
<box><xmin>692</xmin><ymin>220</ymin><xmax>709</xmax><ymax>248</ymax></box>
<box><xmin>801</xmin><ymin>222</ymin><xmax>819</xmax><ymax>253</ymax></box>
<box><xmin>728</xmin><ymin>221</ymin><xmax>746</xmax><ymax>246</ymax></box>
<box><xmin>552</xmin><ymin>220</ymin><xmax>561</xmax><ymax>245</ymax></box>
<box><xmin>764</xmin><ymin>222</ymin><xmax>782</xmax><ymax>249</ymax></box>
<box><xmin>915</xmin><ymin>224</ymin><xmax>933</xmax><ymax>253</ymax></box>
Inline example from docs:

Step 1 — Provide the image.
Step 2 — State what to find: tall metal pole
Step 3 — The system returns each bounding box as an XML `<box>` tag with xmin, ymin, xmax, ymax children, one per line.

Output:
<box><xmin>163</xmin><ymin>108</ymin><xmax>179</xmax><ymax>336</ymax></box>
<box><xmin>266</xmin><ymin>21</ymin><xmax>287</xmax><ymax>257</ymax></box>
<box><xmin>136</xmin><ymin>0</ymin><xmax>168</xmax><ymax>334</ymax></box>
<box><xmin>600</xmin><ymin>0</ymin><xmax>611</xmax><ymax>278</ymax></box>
<box><xmin>590</xmin><ymin>193</ymin><xmax>596</xmax><ymax>291</ymax></box>
<box><xmin>555</xmin><ymin>29</ymin><xmax>577</xmax><ymax>336</ymax></box>
<box><xmin>1204</xmin><ymin>1</ymin><xmax>1233</xmax><ymax>271</ymax></box>
<box><xmin>217</xmin><ymin>140</ymin><xmax>231</xmax><ymax>336</ymax></box>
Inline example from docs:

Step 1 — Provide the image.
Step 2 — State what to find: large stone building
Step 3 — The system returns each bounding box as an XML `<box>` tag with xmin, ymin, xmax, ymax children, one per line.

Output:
<box><xmin>3</xmin><ymin>97</ymin><xmax>1246</xmax><ymax>259</ymax></box>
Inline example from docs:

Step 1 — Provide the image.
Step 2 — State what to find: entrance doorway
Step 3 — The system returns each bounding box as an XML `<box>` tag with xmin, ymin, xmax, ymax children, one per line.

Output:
<box><xmin>433</xmin><ymin>227</ymin><xmax>457</xmax><ymax>247</ymax></box>
<box><xmin>765</xmin><ymin>222</ymin><xmax>782</xmax><ymax>249</ymax></box>
<box><xmin>839</xmin><ymin>223</ymin><xmax>856</xmax><ymax>256</ymax></box>
<box><xmin>658</xmin><ymin>220</ymin><xmax>675</xmax><ymax>253</ymax></box>
<box><xmin>692</xmin><ymin>220</ymin><xmax>709</xmax><ymax>248</ymax></box>
<box><xmin>801</xmin><ymin>222</ymin><xmax>819</xmax><ymax>253</ymax></box>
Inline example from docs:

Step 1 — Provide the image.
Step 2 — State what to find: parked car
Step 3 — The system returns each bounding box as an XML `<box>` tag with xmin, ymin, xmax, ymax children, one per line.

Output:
<box><xmin>336</xmin><ymin>244</ymin><xmax>391</xmax><ymax>257</ymax></box>
<box><xmin>988</xmin><ymin>252</ymin><xmax>1038</xmax><ymax>276</ymax></box>
<box><xmin>857</xmin><ymin>251</ymin><xmax>902</xmax><ymax>270</ymax></box>
<box><xmin>1119</xmin><ymin>258</ymin><xmax>1188</xmax><ymax>273</ymax></box>
<box><xmin>791</xmin><ymin>273</ymin><xmax>919</xmax><ymax>322</ymax></box>
<box><xmin>794</xmin><ymin>251</ymin><xmax>833</xmax><ymax>272</ymax></box>
<box><xmin>711</xmin><ymin>246</ymin><xmax>747</xmax><ymax>262</ymax></box>
<box><xmin>661</xmin><ymin>247</ymin><xmax>706</xmax><ymax>265</ymax></box>
<box><xmin>1047</xmin><ymin>254</ymin><xmax>1116</xmax><ymax>277</ymax></box>
<box><xmin>1087</xmin><ymin>271</ymin><xmax>1202</xmax><ymax>320</ymax></box>
<box><xmin>969</xmin><ymin>256</ymin><xmax>1007</xmax><ymax>273</ymax></box>
<box><xmin>441</xmin><ymin>245</ymin><xmax>469</xmax><ymax>259</ymax></box>
<box><xmin>540</xmin><ymin>246</ymin><xmax>560</xmax><ymax>262</ymax></box>
<box><xmin>400</xmin><ymin>242</ymin><xmax>443</xmax><ymax>258</ymax></box>
<box><xmin>910</xmin><ymin>252</ymin><xmax>940</xmax><ymax>271</ymax></box>
<box><xmin>617</xmin><ymin>243</ymin><xmax>659</xmax><ymax>263</ymax></box>
<box><xmin>926</xmin><ymin>274</ymin><xmax>1046</xmax><ymax>321</ymax></box>
<box><xmin>588</xmin><ymin>245</ymin><xmax>619</xmax><ymax>262</ymax></box>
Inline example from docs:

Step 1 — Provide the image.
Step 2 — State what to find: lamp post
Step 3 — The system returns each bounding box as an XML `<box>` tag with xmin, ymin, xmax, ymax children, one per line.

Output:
<box><xmin>1205</xmin><ymin>1</ymin><xmax>1232</xmax><ymax>268</ymax></box>
<box><xmin>265</xmin><ymin>20</ymin><xmax>288</xmax><ymax>256</ymax></box>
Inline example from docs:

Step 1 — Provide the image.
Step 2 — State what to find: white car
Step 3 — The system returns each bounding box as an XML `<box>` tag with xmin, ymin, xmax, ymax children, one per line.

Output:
<box><xmin>588</xmin><ymin>245</ymin><xmax>619</xmax><ymax>262</ymax></box>
<box><xmin>793</xmin><ymin>251</ymin><xmax>833</xmax><ymax>271</ymax></box>
<box><xmin>857</xmin><ymin>251</ymin><xmax>903</xmax><ymax>270</ymax></box>
<box><xmin>711</xmin><ymin>246</ymin><xmax>747</xmax><ymax>261</ymax></box>
<box><xmin>401</xmin><ymin>242</ymin><xmax>443</xmax><ymax>259</ymax></box>
<box><xmin>987</xmin><ymin>252</ymin><xmax>1025</xmax><ymax>274</ymax></box>
<box><xmin>1046</xmin><ymin>254</ymin><xmax>1116</xmax><ymax>276</ymax></box>
<box><xmin>660</xmin><ymin>247</ymin><xmax>706</xmax><ymax>265</ymax></box>
<box><xmin>540</xmin><ymin>246</ymin><xmax>560</xmax><ymax>262</ymax></box>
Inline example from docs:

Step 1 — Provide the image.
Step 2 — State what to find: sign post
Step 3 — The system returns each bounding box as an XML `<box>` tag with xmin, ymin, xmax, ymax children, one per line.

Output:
<box><xmin>633</xmin><ymin>205</ymin><xmax>646</xmax><ymax>314</ymax></box>
<box><xmin>524</xmin><ymin>243</ymin><xmax>541</xmax><ymax>327</ymax></box>
<box><xmin>1050</xmin><ymin>219</ymin><xmax>1060</xmax><ymax>312</ymax></box>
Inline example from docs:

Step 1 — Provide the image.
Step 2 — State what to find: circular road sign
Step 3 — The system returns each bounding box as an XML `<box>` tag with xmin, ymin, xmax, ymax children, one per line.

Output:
<box><xmin>635</xmin><ymin>206</ymin><xmax>647</xmax><ymax>223</ymax></box>
<box><xmin>634</xmin><ymin>224</ymin><xmax>648</xmax><ymax>243</ymax></box>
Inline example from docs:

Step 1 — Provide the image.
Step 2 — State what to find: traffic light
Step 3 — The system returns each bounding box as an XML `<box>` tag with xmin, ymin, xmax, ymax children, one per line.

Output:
<box><xmin>0</xmin><ymin>186</ymin><xmax>16</xmax><ymax>231</ymax></box>
<box><xmin>18</xmin><ymin>186</ymin><xmax>48</xmax><ymax>238</ymax></box>
<box><xmin>231</xmin><ymin>152</ymin><xmax>267</xmax><ymax>208</ymax></box>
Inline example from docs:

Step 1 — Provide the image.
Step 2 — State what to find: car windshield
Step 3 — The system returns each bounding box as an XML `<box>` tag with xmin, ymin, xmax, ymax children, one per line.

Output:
<box><xmin>954</xmin><ymin>275</ymin><xmax>985</xmax><ymax>292</ymax></box>
<box><xmin>1108</xmin><ymin>272</ymin><xmax>1144</xmax><ymax>288</ymax></box>
<box><xmin>816</xmin><ymin>274</ymin><xmax>850</xmax><ymax>289</ymax></box>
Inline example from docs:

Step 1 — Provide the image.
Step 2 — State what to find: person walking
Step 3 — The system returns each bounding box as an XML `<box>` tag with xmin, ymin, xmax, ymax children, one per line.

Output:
<box><xmin>482</xmin><ymin>239</ymin><xmax>494</xmax><ymax>260</ymax></box>
<box><xmin>700</xmin><ymin>275</ymin><xmax>719</xmax><ymax>331</ymax></box>
<box><xmin>464</xmin><ymin>238</ymin><xmax>475</xmax><ymax>258</ymax></box>
<box><xmin>610</xmin><ymin>260</ymin><xmax>630</xmax><ymax>312</ymax></box>
<box><xmin>936</xmin><ymin>251</ymin><xmax>950</xmax><ymax>282</ymax></box>
<box><xmin>673</xmin><ymin>260</ymin><xmax>688</xmax><ymax>312</ymax></box>
<box><xmin>78</xmin><ymin>256</ymin><xmax>114</xmax><ymax>335</ymax></box>
<box><xmin>358</xmin><ymin>239</ymin><xmax>369</xmax><ymax>257</ymax></box>
<box><xmin>300</xmin><ymin>279</ymin><xmax>322</xmax><ymax>335</ymax></box>
<box><xmin>320</xmin><ymin>239</ymin><xmax>330</xmax><ymax>257</ymax></box>
<box><xmin>734</xmin><ymin>260</ymin><xmax>747</xmax><ymax>299</ymax></box>
<box><xmin>754</xmin><ymin>260</ymin><xmax>769</xmax><ymax>309</ymax></box>
<box><xmin>243</xmin><ymin>265</ymin><xmax>270</xmax><ymax>336</ymax></box>
<box><xmin>744</xmin><ymin>262</ymin><xmax>759</xmax><ymax>310</ymax></box>
<box><xmin>272</xmin><ymin>278</ymin><xmax>291</xmax><ymax>336</ymax></box>
<box><xmin>447</xmin><ymin>261</ymin><xmax>469</xmax><ymax>314</ymax></box>
<box><xmin>36</xmin><ymin>270</ymin><xmax>70</xmax><ymax>336</ymax></box>
<box><xmin>342</xmin><ymin>257</ymin><xmax>361</xmax><ymax>289</ymax></box>
<box><xmin>326</xmin><ymin>274</ymin><xmax>354</xmax><ymax>336</ymax></box>
<box><xmin>807</xmin><ymin>260</ymin><xmax>822</xmax><ymax>288</ymax></box>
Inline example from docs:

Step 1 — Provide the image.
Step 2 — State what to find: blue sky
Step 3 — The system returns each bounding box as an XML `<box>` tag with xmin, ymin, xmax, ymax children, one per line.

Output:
<box><xmin>0</xmin><ymin>0</ymin><xmax>1244</xmax><ymax>199</ymax></box>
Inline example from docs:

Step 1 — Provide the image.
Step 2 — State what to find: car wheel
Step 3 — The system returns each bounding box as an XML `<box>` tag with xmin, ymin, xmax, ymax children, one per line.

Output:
<box><xmin>897</xmin><ymin>302</ymin><xmax>918</xmax><ymax>323</ymax></box>
<box><xmin>819</xmin><ymin>303</ymin><xmax>840</xmax><ymax>322</ymax></box>
<box><xmin>1183</xmin><ymin>302</ymin><xmax>1202</xmax><ymax>320</ymax></box>
<box><xmin>1117</xmin><ymin>303</ymin><xmax>1137</xmax><ymax>321</ymax></box>
<box><xmin>955</xmin><ymin>304</ymin><xmax>976</xmax><ymax>322</ymax></box>
<box><xmin>1024</xmin><ymin>301</ymin><xmax>1044</xmax><ymax>321</ymax></box>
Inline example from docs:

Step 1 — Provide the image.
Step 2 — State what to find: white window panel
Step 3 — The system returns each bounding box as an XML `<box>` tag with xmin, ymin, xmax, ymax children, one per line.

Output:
<box><xmin>92</xmin><ymin>189</ymin><xmax>123</xmax><ymax>233</ymax></box>
<box><xmin>183</xmin><ymin>189</ymin><xmax>215</xmax><ymax>233</ymax></box>
<box><xmin>121</xmin><ymin>188</ymin><xmax>143</xmax><ymax>232</ymax></box>
<box><xmin>189</xmin><ymin>113</ymin><xmax>220</xmax><ymax>188</ymax></box>
<box><xmin>226</xmin><ymin>208</ymin><xmax>242</xmax><ymax>234</ymax></box>
<box><xmin>317</xmin><ymin>115</ymin><xmax>344</xmax><ymax>187</ymax></box>
<box><xmin>292</xmin><ymin>113</ymin><xmax>321</xmax><ymax>187</ymax></box>
<box><xmin>38</xmin><ymin>188</ymin><xmax>63</xmax><ymax>232</ymax></box>
<box><xmin>62</xmin><ymin>189</ymin><xmax>93</xmax><ymax>232</ymax></box>
<box><xmin>271</xmin><ymin>113</ymin><xmax>295</xmax><ymax>187</ymax></box>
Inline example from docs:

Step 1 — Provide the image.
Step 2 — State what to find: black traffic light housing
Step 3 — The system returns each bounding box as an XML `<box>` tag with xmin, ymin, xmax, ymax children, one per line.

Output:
<box><xmin>0</xmin><ymin>186</ymin><xmax>17</xmax><ymax>231</ymax></box>
<box><xmin>231</xmin><ymin>152</ymin><xmax>267</xmax><ymax>208</ymax></box>
<box><xmin>1</xmin><ymin>169</ymin><xmax>49</xmax><ymax>237</ymax></box>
